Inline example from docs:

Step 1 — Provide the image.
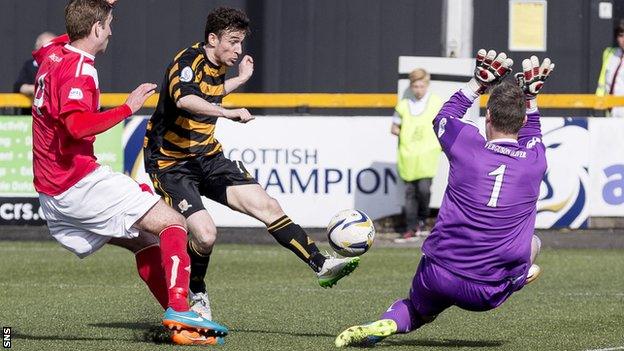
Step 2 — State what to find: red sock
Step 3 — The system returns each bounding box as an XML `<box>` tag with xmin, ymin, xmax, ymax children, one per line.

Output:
<box><xmin>135</xmin><ymin>245</ymin><xmax>168</xmax><ymax>309</ymax></box>
<box><xmin>159</xmin><ymin>225</ymin><xmax>191</xmax><ymax>312</ymax></box>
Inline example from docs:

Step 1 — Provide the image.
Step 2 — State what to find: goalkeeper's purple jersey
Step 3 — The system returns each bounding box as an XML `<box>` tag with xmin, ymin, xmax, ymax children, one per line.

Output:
<box><xmin>422</xmin><ymin>90</ymin><xmax>547</xmax><ymax>283</ymax></box>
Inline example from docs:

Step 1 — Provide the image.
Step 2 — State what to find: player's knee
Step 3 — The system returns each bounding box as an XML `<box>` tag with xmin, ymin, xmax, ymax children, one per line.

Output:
<box><xmin>193</xmin><ymin>226</ymin><xmax>217</xmax><ymax>251</ymax></box>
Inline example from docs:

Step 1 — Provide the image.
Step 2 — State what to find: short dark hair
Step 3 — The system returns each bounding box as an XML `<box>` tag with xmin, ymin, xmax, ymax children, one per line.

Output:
<box><xmin>65</xmin><ymin>0</ymin><xmax>113</xmax><ymax>41</ymax></box>
<box><xmin>615</xmin><ymin>19</ymin><xmax>624</xmax><ymax>38</ymax></box>
<box><xmin>204</xmin><ymin>7</ymin><xmax>250</xmax><ymax>41</ymax></box>
<box><xmin>487</xmin><ymin>81</ymin><xmax>526</xmax><ymax>134</ymax></box>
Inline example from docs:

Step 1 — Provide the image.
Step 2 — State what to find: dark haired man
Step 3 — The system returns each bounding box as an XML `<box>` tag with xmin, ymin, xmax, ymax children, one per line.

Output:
<box><xmin>334</xmin><ymin>50</ymin><xmax>554</xmax><ymax>347</ymax></box>
<box><xmin>144</xmin><ymin>6</ymin><xmax>360</xmax><ymax>321</ymax></box>
<box><xmin>32</xmin><ymin>0</ymin><xmax>227</xmax><ymax>346</ymax></box>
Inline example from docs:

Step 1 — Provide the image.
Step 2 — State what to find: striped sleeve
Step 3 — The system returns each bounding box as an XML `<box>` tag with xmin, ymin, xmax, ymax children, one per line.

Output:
<box><xmin>167</xmin><ymin>48</ymin><xmax>203</xmax><ymax>102</ymax></box>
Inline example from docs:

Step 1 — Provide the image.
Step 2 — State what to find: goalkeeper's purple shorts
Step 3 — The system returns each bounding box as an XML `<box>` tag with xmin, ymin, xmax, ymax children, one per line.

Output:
<box><xmin>407</xmin><ymin>255</ymin><xmax>526</xmax><ymax>317</ymax></box>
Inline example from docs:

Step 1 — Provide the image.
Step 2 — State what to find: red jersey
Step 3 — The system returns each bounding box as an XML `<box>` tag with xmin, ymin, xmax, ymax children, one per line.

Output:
<box><xmin>32</xmin><ymin>35</ymin><xmax>101</xmax><ymax>196</ymax></box>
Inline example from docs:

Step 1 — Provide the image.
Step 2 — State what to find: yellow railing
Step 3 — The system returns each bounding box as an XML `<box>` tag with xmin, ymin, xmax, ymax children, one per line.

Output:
<box><xmin>2</xmin><ymin>93</ymin><xmax>624</xmax><ymax>109</ymax></box>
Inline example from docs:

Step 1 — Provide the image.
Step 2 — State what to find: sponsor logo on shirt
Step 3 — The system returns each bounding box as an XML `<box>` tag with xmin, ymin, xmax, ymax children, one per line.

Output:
<box><xmin>180</xmin><ymin>66</ymin><xmax>193</xmax><ymax>82</ymax></box>
<box><xmin>526</xmin><ymin>137</ymin><xmax>541</xmax><ymax>149</ymax></box>
<box><xmin>68</xmin><ymin>88</ymin><xmax>83</xmax><ymax>100</ymax></box>
<box><xmin>48</xmin><ymin>53</ymin><xmax>62</xmax><ymax>63</ymax></box>
<box><xmin>437</xmin><ymin>118</ymin><xmax>447</xmax><ymax>137</ymax></box>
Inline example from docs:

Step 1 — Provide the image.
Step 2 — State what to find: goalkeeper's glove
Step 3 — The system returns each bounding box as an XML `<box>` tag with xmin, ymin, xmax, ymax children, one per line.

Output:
<box><xmin>467</xmin><ymin>49</ymin><xmax>514</xmax><ymax>94</ymax></box>
<box><xmin>515</xmin><ymin>56</ymin><xmax>555</xmax><ymax>100</ymax></box>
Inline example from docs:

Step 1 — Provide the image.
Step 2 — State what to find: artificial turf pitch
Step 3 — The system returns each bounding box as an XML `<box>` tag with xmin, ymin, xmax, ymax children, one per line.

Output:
<box><xmin>1</xmin><ymin>241</ymin><xmax>623</xmax><ymax>350</ymax></box>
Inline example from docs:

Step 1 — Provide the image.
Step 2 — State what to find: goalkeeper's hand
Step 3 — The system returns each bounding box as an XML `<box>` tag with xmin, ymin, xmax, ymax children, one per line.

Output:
<box><xmin>515</xmin><ymin>56</ymin><xmax>555</xmax><ymax>100</ymax></box>
<box><xmin>467</xmin><ymin>49</ymin><xmax>513</xmax><ymax>94</ymax></box>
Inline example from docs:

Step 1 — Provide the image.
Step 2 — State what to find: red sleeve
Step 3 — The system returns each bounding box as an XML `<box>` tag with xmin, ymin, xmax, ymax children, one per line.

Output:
<box><xmin>59</xmin><ymin>75</ymin><xmax>97</xmax><ymax>117</ymax></box>
<box><xmin>64</xmin><ymin>105</ymin><xmax>133</xmax><ymax>139</ymax></box>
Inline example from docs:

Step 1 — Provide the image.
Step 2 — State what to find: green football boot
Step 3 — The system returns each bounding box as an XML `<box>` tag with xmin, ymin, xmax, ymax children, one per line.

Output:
<box><xmin>335</xmin><ymin>319</ymin><xmax>397</xmax><ymax>347</ymax></box>
<box><xmin>317</xmin><ymin>256</ymin><xmax>360</xmax><ymax>288</ymax></box>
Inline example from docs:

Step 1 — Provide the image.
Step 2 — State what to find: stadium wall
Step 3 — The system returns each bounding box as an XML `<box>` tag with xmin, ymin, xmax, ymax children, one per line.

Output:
<box><xmin>473</xmin><ymin>0</ymin><xmax>612</xmax><ymax>116</ymax></box>
<box><xmin>1</xmin><ymin>1</ymin><xmax>611</xmax><ymax>104</ymax></box>
<box><xmin>1</xmin><ymin>115</ymin><xmax>622</xmax><ymax>228</ymax></box>
<box><xmin>0</xmin><ymin>0</ymin><xmax>442</xmax><ymax>99</ymax></box>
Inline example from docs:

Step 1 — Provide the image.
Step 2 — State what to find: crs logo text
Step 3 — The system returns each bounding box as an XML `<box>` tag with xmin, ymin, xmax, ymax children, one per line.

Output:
<box><xmin>0</xmin><ymin>199</ymin><xmax>46</xmax><ymax>223</ymax></box>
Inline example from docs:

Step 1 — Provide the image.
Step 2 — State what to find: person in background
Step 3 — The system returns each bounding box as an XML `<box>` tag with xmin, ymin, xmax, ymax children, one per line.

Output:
<box><xmin>596</xmin><ymin>19</ymin><xmax>624</xmax><ymax>117</ymax></box>
<box><xmin>391</xmin><ymin>69</ymin><xmax>443</xmax><ymax>241</ymax></box>
<box><xmin>12</xmin><ymin>32</ymin><xmax>56</xmax><ymax>115</ymax></box>
<box><xmin>14</xmin><ymin>32</ymin><xmax>57</xmax><ymax>97</ymax></box>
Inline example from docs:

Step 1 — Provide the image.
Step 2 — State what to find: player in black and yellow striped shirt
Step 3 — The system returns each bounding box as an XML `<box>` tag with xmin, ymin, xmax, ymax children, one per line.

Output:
<box><xmin>143</xmin><ymin>7</ymin><xmax>360</xmax><ymax>321</ymax></box>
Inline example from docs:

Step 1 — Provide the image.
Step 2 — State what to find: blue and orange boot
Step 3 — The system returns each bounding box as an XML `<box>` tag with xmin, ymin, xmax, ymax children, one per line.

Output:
<box><xmin>171</xmin><ymin>330</ymin><xmax>225</xmax><ymax>346</ymax></box>
<box><xmin>162</xmin><ymin>307</ymin><xmax>229</xmax><ymax>336</ymax></box>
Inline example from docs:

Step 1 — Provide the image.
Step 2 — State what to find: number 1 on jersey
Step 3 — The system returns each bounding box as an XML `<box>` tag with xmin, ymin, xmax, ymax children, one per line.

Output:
<box><xmin>487</xmin><ymin>164</ymin><xmax>506</xmax><ymax>207</ymax></box>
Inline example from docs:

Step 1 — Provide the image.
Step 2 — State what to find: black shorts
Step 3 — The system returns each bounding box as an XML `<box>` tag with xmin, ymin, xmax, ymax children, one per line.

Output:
<box><xmin>149</xmin><ymin>152</ymin><xmax>257</xmax><ymax>218</ymax></box>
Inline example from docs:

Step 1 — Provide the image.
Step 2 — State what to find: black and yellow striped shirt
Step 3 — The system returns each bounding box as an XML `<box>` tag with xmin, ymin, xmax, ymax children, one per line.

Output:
<box><xmin>144</xmin><ymin>42</ymin><xmax>227</xmax><ymax>171</ymax></box>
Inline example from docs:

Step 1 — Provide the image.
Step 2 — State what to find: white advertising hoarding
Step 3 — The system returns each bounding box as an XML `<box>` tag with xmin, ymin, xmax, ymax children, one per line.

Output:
<box><xmin>124</xmin><ymin>116</ymin><xmax>622</xmax><ymax>229</ymax></box>
<box><xmin>210</xmin><ymin>117</ymin><xmax>403</xmax><ymax>227</ymax></box>
<box><xmin>589</xmin><ymin>119</ymin><xmax>624</xmax><ymax>216</ymax></box>
<box><xmin>125</xmin><ymin>116</ymin><xmax>405</xmax><ymax>228</ymax></box>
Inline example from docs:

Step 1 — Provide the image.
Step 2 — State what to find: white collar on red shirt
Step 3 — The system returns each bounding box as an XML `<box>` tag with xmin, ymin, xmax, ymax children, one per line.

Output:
<box><xmin>489</xmin><ymin>138</ymin><xmax>518</xmax><ymax>144</ymax></box>
<box><xmin>64</xmin><ymin>44</ymin><xmax>95</xmax><ymax>60</ymax></box>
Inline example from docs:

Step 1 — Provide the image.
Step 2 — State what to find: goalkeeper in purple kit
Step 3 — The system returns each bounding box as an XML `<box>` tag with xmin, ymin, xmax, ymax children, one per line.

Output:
<box><xmin>335</xmin><ymin>49</ymin><xmax>555</xmax><ymax>347</ymax></box>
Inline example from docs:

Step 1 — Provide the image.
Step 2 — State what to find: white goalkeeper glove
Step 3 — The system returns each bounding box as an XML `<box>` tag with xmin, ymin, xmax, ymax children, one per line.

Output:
<box><xmin>467</xmin><ymin>49</ymin><xmax>514</xmax><ymax>94</ymax></box>
<box><xmin>515</xmin><ymin>56</ymin><xmax>555</xmax><ymax>100</ymax></box>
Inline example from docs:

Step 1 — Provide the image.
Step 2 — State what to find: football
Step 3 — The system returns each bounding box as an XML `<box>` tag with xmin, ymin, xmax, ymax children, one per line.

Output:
<box><xmin>326</xmin><ymin>209</ymin><xmax>375</xmax><ymax>257</ymax></box>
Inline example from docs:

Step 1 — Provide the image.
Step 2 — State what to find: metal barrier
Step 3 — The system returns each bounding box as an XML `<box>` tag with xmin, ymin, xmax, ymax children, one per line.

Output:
<box><xmin>2</xmin><ymin>93</ymin><xmax>624</xmax><ymax>109</ymax></box>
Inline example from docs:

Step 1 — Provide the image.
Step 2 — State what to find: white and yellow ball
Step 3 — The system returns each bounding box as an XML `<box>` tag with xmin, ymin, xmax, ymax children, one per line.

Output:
<box><xmin>326</xmin><ymin>209</ymin><xmax>375</xmax><ymax>257</ymax></box>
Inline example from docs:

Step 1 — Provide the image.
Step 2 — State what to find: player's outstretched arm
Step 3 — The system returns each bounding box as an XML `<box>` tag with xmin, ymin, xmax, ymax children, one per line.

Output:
<box><xmin>65</xmin><ymin>83</ymin><xmax>156</xmax><ymax>139</ymax></box>
<box><xmin>516</xmin><ymin>56</ymin><xmax>555</xmax><ymax>144</ymax></box>
<box><xmin>432</xmin><ymin>49</ymin><xmax>513</xmax><ymax>155</ymax></box>
<box><xmin>224</xmin><ymin>55</ymin><xmax>253</xmax><ymax>94</ymax></box>
<box><xmin>176</xmin><ymin>95</ymin><xmax>255</xmax><ymax>123</ymax></box>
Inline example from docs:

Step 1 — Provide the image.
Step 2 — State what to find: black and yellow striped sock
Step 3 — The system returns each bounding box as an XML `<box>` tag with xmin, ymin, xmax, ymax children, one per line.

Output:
<box><xmin>267</xmin><ymin>215</ymin><xmax>326</xmax><ymax>272</ymax></box>
<box><xmin>187</xmin><ymin>240</ymin><xmax>211</xmax><ymax>294</ymax></box>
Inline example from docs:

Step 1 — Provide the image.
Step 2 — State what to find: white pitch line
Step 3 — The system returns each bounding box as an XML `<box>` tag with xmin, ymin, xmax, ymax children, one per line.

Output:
<box><xmin>585</xmin><ymin>347</ymin><xmax>624</xmax><ymax>351</ymax></box>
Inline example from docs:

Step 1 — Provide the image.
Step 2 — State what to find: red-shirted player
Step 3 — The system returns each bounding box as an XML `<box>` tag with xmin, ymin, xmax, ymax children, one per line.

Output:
<box><xmin>31</xmin><ymin>0</ymin><xmax>227</xmax><ymax>345</ymax></box>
